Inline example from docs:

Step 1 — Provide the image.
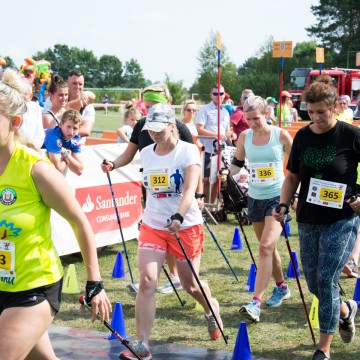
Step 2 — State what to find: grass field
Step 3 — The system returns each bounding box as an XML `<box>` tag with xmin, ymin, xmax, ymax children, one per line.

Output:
<box><xmin>54</xmin><ymin>110</ymin><xmax>360</xmax><ymax>359</ymax></box>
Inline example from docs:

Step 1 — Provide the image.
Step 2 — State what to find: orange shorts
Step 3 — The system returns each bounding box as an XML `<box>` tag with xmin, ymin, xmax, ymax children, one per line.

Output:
<box><xmin>138</xmin><ymin>223</ymin><xmax>204</xmax><ymax>261</ymax></box>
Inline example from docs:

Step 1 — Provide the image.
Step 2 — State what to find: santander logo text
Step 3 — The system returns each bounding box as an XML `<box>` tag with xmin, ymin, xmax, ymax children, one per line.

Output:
<box><xmin>76</xmin><ymin>181</ymin><xmax>143</xmax><ymax>234</ymax></box>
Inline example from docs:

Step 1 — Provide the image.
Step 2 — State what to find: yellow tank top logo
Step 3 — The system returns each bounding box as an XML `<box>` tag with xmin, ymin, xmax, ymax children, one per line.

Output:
<box><xmin>0</xmin><ymin>188</ymin><xmax>17</xmax><ymax>206</ymax></box>
<box><xmin>0</xmin><ymin>221</ymin><xmax>21</xmax><ymax>239</ymax></box>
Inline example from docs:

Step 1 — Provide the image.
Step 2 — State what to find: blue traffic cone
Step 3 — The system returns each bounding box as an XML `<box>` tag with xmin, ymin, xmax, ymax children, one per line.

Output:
<box><xmin>112</xmin><ymin>252</ymin><xmax>126</xmax><ymax>279</ymax></box>
<box><xmin>107</xmin><ymin>302</ymin><xmax>127</xmax><ymax>340</ymax></box>
<box><xmin>245</xmin><ymin>264</ymin><xmax>256</xmax><ymax>293</ymax></box>
<box><xmin>231</xmin><ymin>228</ymin><xmax>243</xmax><ymax>250</ymax></box>
<box><xmin>353</xmin><ymin>278</ymin><xmax>360</xmax><ymax>307</ymax></box>
<box><xmin>232</xmin><ymin>322</ymin><xmax>253</xmax><ymax>360</ymax></box>
<box><xmin>281</xmin><ymin>221</ymin><xmax>291</xmax><ymax>236</ymax></box>
<box><xmin>286</xmin><ymin>251</ymin><xmax>301</xmax><ymax>278</ymax></box>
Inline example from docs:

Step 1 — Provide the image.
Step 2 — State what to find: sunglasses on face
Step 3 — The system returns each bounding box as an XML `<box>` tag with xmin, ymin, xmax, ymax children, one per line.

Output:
<box><xmin>242</xmin><ymin>96</ymin><xmax>248</xmax><ymax>101</ymax></box>
<box><xmin>338</xmin><ymin>102</ymin><xmax>347</xmax><ymax>105</ymax></box>
<box><xmin>212</xmin><ymin>92</ymin><xmax>224</xmax><ymax>96</ymax></box>
<box><xmin>186</xmin><ymin>108</ymin><xmax>196</xmax><ymax>112</ymax></box>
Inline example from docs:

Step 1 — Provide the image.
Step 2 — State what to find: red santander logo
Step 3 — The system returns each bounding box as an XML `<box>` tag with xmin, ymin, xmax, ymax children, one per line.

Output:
<box><xmin>76</xmin><ymin>181</ymin><xmax>143</xmax><ymax>234</ymax></box>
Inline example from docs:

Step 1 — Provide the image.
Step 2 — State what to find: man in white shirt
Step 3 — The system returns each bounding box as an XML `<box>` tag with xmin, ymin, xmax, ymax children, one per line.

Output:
<box><xmin>196</xmin><ymin>84</ymin><xmax>235</xmax><ymax>214</ymax></box>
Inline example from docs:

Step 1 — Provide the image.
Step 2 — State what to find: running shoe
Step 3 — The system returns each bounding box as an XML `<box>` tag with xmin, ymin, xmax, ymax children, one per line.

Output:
<box><xmin>265</xmin><ymin>284</ymin><xmax>291</xmax><ymax>307</ymax></box>
<box><xmin>157</xmin><ymin>274</ymin><xmax>182</xmax><ymax>294</ymax></box>
<box><xmin>339</xmin><ymin>300</ymin><xmax>357</xmax><ymax>343</ymax></box>
<box><xmin>342</xmin><ymin>260</ymin><xmax>358</xmax><ymax>278</ymax></box>
<box><xmin>204</xmin><ymin>298</ymin><xmax>223</xmax><ymax>340</ymax></box>
<box><xmin>119</xmin><ymin>339</ymin><xmax>152</xmax><ymax>360</ymax></box>
<box><xmin>312</xmin><ymin>349</ymin><xmax>331</xmax><ymax>360</ymax></box>
<box><xmin>239</xmin><ymin>300</ymin><xmax>261</xmax><ymax>322</ymax></box>
<box><xmin>125</xmin><ymin>283</ymin><xmax>139</xmax><ymax>298</ymax></box>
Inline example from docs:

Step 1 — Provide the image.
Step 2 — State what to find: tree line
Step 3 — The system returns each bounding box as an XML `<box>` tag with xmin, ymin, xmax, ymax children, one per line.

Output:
<box><xmin>1</xmin><ymin>1</ymin><xmax>359</xmax><ymax>105</ymax></box>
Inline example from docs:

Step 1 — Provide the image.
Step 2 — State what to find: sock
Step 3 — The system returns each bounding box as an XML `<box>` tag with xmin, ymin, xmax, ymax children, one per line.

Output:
<box><xmin>341</xmin><ymin>302</ymin><xmax>350</xmax><ymax>320</ymax></box>
<box><xmin>276</xmin><ymin>280</ymin><xmax>287</xmax><ymax>290</ymax></box>
<box><xmin>252</xmin><ymin>297</ymin><xmax>262</xmax><ymax>306</ymax></box>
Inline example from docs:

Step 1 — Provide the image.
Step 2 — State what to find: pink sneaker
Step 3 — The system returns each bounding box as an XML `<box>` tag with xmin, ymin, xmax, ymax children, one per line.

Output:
<box><xmin>119</xmin><ymin>340</ymin><xmax>152</xmax><ymax>360</ymax></box>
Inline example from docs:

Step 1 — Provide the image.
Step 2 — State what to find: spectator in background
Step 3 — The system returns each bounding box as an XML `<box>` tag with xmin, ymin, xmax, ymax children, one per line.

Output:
<box><xmin>230</xmin><ymin>89</ymin><xmax>254</xmax><ymax>139</ymax></box>
<box><xmin>42</xmin><ymin>73</ymin><xmax>68</xmax><ymax>128</ymax></box>
<box><xmin>335</xmin><ymin>95</ymin><xmax>353</xmax><ymax>124</ymax></box>
<box><xmin>18</xmin><ymin>80</ymin><xmax>45</xmax><ymax>152</ymax></box>
<box><xmin>276</xmin><ymin>91</ymin><xmax>293</xmax><ymax>125</ymax></box>
<box><xmin>181</xmin><ymin>99</ymin><xmax>198</xmax><ymax>136</ymax></box>
<box><xmin>102</xmin><ymin>93</ymin><xmax>109</xmax><ymax>115</ymax></box>
<box><xmin>265</xmin><ymin>97</ymin><xmax>278</xmax><ymax>125</ymax></box>
<box><xmin>43</xmin><ymin>109</ymin><xmax>83</xmax><ymax>176</ymax></box>
<box><xmin>67</xmin><ymin>70</ymin><xmax>96</xmax><ymax>139</ymax></box>
<box><xmin>116</xmin><ymin>107</ymin><xmax>142</xmax><ymax>143</ymax></box>
<box><xmin>196</xmin><ymin>84</ymin><xmax>236</xmax><ymax>215</ymax></box>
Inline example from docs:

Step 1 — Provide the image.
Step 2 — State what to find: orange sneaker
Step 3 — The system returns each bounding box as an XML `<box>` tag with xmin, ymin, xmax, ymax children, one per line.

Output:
<box><xmin>204</xmin><ymin>298</ymin><xmax>223</xmax><ymax>340</ymax></box>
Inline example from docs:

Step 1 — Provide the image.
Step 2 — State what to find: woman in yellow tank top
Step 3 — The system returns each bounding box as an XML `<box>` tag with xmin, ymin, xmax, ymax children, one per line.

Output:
<box><xmin>0</xmin><ymin>68</ymin><xmax>111</xmax><ymax>360</ymax></box>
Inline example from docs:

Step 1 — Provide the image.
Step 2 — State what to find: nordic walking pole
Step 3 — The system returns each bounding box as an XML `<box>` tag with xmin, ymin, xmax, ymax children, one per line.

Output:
<box><xmin>79</xmin><ymin>296</ymin><xmax>142</xmax><ymax>360</ymax></box>
<box><xmin>169</xmin><ymin>224</ymin><xmax>228</xmax><ymax>344</ymax></box>
<box><xmin>162</xmin><ymin>265</ymin><xmax>186</xmax><ymax>307</ymax></box>
<box><xmin>203</xmin><ymin>217</ymin><xmax>239</xmax><ymax>282</ymax></box>
<box><xmin>216</xmin><ymin>31</ymin><xmax>222</xmax><ymax>195</ymax></box>
<box><xmin>103</xmin><ymin>160</ymin><xmax>135</xmax><ymax>284</ymax></box>
<box><xmin>276</xmin><ymin>206</ymin><xmax>316</xmax><ymax>345</ymax></box>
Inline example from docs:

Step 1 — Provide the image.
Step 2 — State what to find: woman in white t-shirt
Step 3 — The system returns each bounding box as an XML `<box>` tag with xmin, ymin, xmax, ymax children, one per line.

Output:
<box><xmin>119</xmin><ymin>103</ymin><xmax>223</xmax><ymax>360</ymax></box>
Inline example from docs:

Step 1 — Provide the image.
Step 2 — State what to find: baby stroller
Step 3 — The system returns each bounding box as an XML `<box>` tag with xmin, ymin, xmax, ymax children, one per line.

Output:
<box><xmin>214</xmin><ymin>147</ymin><xmax>251</xmax><ymax>225</ymax></box>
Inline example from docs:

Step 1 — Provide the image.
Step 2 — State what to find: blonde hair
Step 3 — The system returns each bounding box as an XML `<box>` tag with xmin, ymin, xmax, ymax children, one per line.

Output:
<box><xmin>182</xmin><ymin>99</ymin><xmax>197</xmax><ymax>112</ymax></box>
<box><xmin>243</xmin><ymin>96</ymin><xmax>267</xmax><ymax>114</ymax></box>
<box><xmin>61</xmin><ymin>109</ymin><xmax>82</xmax><ymax>125</ymax></box>
<box><xmin>0</xmin><ymin>68</ymin><xmax>27</xmax><ymax>119</ymax></box>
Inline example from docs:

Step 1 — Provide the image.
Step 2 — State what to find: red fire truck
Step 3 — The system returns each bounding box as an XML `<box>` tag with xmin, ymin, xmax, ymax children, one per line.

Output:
<box><xmin>289</xmin><ymin>67</ymin><xmax>360</xmax><ymax>119</ymax></box>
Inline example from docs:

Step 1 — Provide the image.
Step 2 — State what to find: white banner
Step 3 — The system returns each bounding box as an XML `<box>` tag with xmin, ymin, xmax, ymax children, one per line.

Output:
<box><xmin>52</xmin><ymin>143</ymin><xmax>143</xmax><ymax>256</ymax></box>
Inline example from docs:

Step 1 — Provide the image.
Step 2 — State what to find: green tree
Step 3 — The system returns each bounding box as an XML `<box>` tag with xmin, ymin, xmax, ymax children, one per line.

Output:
<box><xmin>191</xmin><ymin>31</ymin><xmax>239</xmax><ymax>102</ymax></box>
<box><xmin>0</xmin><ymin>56</ymin><xmax>17</xmax><ymax>70</ymax></box>
<box><xmin>122</xmin><ymin>58</ymin><xmax>146</xmax><ymax>88</ymax></box>
<box><xmin>164</xmin><ymin>74</ymin><xmax>187</xmax><ymax>105</ymax></box>
<box><xmin>98</xmin><ymin>55</ymin><xmax>123</xmax><ymax>88</ymax></box>
<box><xmin>306</xmin><ymin>1</ymin><xmax>360</xmax><ymax>67</ymax></box>
<box><xmin>34</xmin><ymin>44</ymin><xmax>99</xmax><ymax>86</ymax></box>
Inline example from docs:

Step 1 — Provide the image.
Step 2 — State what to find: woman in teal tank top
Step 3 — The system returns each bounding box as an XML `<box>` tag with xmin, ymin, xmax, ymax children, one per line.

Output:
<box><xmin>222</xmin><ymin>96</ymin><xmax>293</xmax><ymax>323</ymax></box>
<box><xmin>0</xmin><ymin>68</ymin><xmax>111</xmax><ymax>360</ymax></box>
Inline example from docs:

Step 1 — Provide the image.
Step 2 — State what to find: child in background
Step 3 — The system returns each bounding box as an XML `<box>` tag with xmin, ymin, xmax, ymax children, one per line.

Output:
<box><xmin>233</xmin><ymin>167</ymin><xmax>249</xmax><ymax>197</ymax></box>
<box><xmin>116</xmin><ymin>107</ymin><xmax>142</xmax><ymax>143</ymax></box>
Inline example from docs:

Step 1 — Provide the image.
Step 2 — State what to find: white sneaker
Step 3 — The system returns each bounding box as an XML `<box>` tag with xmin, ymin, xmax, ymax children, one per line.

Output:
<box><xmin>157</xmin><ymin>274</ymin><xmax>182</xmax><ymax>294</ymax></box>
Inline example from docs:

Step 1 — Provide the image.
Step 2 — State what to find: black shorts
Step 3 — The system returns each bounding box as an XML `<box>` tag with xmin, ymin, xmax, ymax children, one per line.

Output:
<box><xmin>0</xmin><ymin>278</ymin><xmax>63</xmax><ymax>314</ymax></box>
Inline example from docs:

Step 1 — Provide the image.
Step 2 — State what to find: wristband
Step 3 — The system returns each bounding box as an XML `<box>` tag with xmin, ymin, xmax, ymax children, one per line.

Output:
<box><xmin>195</xmin><ymin>193</ymin><xmax>205</xmax><ymax>199</ymax></box>
<box><xmin>231</xmin><ymin>157</ymin><xmax>245</xmax><ymax>168</ymax></box>
<box><xmin>61</xmin><ymin>150</ymin><xmax>70</xmax><ymax>159</ymax></box>
<box><xmin>278</xmin><ymin>203</ymin><xmax>289</xmax><ymax>214</ymax></box>
<box><xmin>85</xmin><ymin>281</ymin><xmax>104</xmax><ymax>302</ymax></box>
<box><xmin>109</xmin><ymin>161</ymin><xmax>115</xmax><ymax>171</ymax></box>
<box><xmin>170</xmin><ymin>213</ymin><xmax>184</xmax><ymax>224</ymax></box>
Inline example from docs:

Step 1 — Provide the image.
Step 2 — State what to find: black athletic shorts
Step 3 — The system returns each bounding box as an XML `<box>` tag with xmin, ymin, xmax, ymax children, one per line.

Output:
<box><xmin>0</xmin><ymin>278</ymin><xmax>63</xmax><ymax>314</ymax></box>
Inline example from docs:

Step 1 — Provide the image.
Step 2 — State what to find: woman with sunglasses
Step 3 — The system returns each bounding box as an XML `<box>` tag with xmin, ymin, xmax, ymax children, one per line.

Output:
<box><xmin>273</xmin><ymin>75</ymin><xmax>360</xmax><ymax>360</ymax></box>
<box><xmin>181</xmin><ymin>100</ymin><xmax>198</xmax><ymax>136</ymax></box>
<box><xmin>335</xmin><ymin>95</ymin><xmax>353</xmax><ymax>124</ymax></box>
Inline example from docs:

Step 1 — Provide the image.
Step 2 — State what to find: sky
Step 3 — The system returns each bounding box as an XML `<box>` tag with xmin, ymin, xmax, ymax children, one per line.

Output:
<box><xmin>4</xmin><ymin>0</ymin><xmax>319</xmax><ymax>88</ymax></box>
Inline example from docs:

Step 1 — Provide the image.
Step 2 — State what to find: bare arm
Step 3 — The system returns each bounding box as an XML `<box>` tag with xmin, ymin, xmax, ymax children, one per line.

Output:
<box><xmin>196</xmin><ymin>124</ymin><xmax>227</xmax><ymax>141</ymax></box>
<box><xmin>48</xmin><ymin>152</ymin><xmax>67</xmax><ymax>173</ymax></box>
<box><xmin>116</xmin><ymin>127</ymin><xmax>130</xmax><ymax>143</ymax></box>
<box><xmin>62</xmin><ymin>150</ymin><xmax>84</xmax><ymax>176</ymax></box>
<box><xmin>32</xmin><ymin>160</ymin><xmax>111</xmax><ymax>321</ymax></box>
<box><xmin>42</xmin><ymin>113</ymin><xmax>57</xmax><ymax>129</ymax></box>
<box><xmin>79</xmin><ymin>119</ymin><xmax>94</xmax><ymax>137</ymax></box>
<box><xmin>280</xmin><ymin>129</ymin><xmax>293</xmax><ymax>156</ymax></box>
